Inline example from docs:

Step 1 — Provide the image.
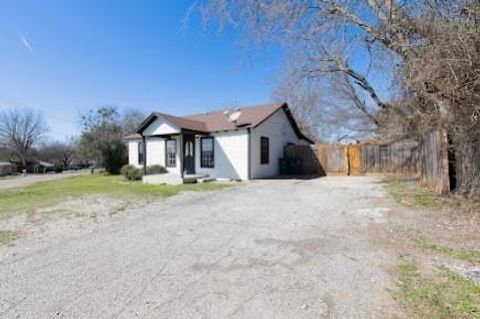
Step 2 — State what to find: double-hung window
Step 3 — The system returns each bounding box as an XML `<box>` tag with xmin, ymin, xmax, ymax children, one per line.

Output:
<box><xmin>166</xmin><ymin>139</ymin><xmax>177</xmax><ymax>167</ymax></box>
<box><xmin>200</xmin><ymin>137</ymin><xmax>214</xmax><ymax>168</ymax></box>
<box><xmin>138</xmin><ymin>141</ymin><xmax>145</xmax><ymax>165</ymax></box>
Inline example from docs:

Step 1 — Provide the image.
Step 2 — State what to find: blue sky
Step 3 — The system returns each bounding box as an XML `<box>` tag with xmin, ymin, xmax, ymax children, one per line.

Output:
<box><xmin>0</xmin><ymin>1</ymin><xmax>281</xmax><ymax>141</ymax></box>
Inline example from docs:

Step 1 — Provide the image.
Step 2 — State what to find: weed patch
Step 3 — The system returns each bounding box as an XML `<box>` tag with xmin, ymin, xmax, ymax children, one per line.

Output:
<box><xmin>412</xmin><ymin>236</ymin><xmax>480</xmax><ymax>264</ymax></box>
<box><xmin>385</xmin><ymin>178</ymin><xmax>439</xmax><ymax>208</ymax></box>
<box><xmin>0</xmin><ymin>230</ymin><xmax>18</xmax><ymax>245</ymax></box>
<box><xmin>394</xmin><ymin>261</ymin><xmax>480</xmax><ymax>318</ymax></box>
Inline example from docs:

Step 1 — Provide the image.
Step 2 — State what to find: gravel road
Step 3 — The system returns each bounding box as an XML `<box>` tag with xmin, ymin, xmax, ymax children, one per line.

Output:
<box><xmin>0</xmin><ymin>171</ymin><xmax>88</xmax><ymax>190</ymax></box>
<box><xmin>0</xmin><ymin>177</ymin><xmax>400</xmax><ymax>318</ymax></box>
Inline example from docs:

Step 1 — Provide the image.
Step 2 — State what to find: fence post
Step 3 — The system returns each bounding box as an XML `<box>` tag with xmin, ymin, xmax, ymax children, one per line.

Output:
<box><xmin>438</xmin><ymin>129</ymin><xmax>451</xmax><ymax>194</ymax></box>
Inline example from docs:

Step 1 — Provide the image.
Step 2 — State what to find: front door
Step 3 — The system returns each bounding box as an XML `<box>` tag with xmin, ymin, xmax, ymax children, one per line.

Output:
<box><xmin>183</xmin><ymin>135</ymin><xmax>195</xmax><ymax>175</ymax></box>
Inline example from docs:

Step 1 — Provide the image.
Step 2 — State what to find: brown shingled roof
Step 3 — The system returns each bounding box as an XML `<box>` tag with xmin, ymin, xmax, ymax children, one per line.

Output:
<box><xmin>133</xmin><ymin>102</ymin><xmax>314</xmax><ymax>143</ymax></box>
<box><xmin>182</xmin><ymin>102</ymin><xmax>283</xmax><ymax>132</ymax></box>
<box><xmin>124</xmin><ymin>133</ymin><xmax>142</xmax><ymax>140</ymax></box>
<box><xmin>154</xmin><ymin>112</ymin><xmax>209</xmax><ymax>132</ymax></box>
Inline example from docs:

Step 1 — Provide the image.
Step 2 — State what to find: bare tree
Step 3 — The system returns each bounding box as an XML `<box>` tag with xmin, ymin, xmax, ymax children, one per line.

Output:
<box><xmin>196</xmin><ymin>0</ymin><xmax>406</xmax><ymax>108</ymax></box>
<box><xmin>272</xmin><ymin>67</ymin><xmax>324</xmax><ymax>140</ymax></box>
<box><xmin>0</xmin><ymin>108</ymin><xmax>48</xmax><ymax>167</ymax></box>
<box><xmin>197</xmin><ymin>0</ymin><xmax>480</xmax><ymax>196</ymax></box>
<box><xmin>122</xmin><ymin>109</ymin><xmax>145</xmax><ymax>135</ymax></box>
<box><xmin>38</xmin><ymin>137</ymin><xmax>77</xmax><ymax>169</ymax></box>
<box><xmin>195</xmin><ymin>0</ymin><xmax>471</xmax><ymax>127</ymax></box>
<box><xmin>273</xmin><ymin>54</ymin><xmax>382</xmax><ymax>140</ymax></box>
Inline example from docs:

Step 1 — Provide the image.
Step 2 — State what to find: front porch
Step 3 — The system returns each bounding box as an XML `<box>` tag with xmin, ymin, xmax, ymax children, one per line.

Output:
<box><xmin>137</xmin><ymin>112</ymin><xmax>211</xmax><ymax>181</ymax></box>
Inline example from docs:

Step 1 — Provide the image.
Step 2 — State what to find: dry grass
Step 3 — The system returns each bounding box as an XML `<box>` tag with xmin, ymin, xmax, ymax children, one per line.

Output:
<box><xmin>0</xmin><ymin>174</ymin><xmax>232</xmax><ymax>219</ymax></box>
<box><xmin>385</xmin><ymin>177</ymin><xmax>480</xmax><ymax>214</ymax></box>
<box><xmin>0</xmin><ymin>230</ymin><xmax>18</xmax><ymax>246</ymax></box>
<box><xmin>385</xmin><ymin>177</ymin><xmax>442</xmax><ymax>208</ymax></box>
<box><xmin>394</xmin><ymin>261</ymin><xmax>480</xmax><ymax>319</ymax></box>
<box><xmin>384</xmin><ymin>177</ymin><xmax>480</xmax><ymax>318</ymax></box>
<box><xmin>412</xmin><ymin>236</ymin><xmax>480</xmax><ymax>264</ymax></box>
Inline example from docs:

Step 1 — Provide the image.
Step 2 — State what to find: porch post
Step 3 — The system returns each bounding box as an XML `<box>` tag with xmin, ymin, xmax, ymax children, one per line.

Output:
<box><xmin>179</xmin><ymin>132</ymin><xmax>184</xmax><ymax>178</ymax></box>
<box><xmin>142</xmin><ymin>135</ymin><xmax>147</xmax><ymax>175</ymax></box>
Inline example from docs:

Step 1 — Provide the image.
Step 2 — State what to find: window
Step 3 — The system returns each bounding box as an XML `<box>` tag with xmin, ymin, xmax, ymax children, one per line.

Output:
<box><xmin>138</xmin><ymin>141</ymin><xmax>145</xmax><ymax>165</ymax></box>
<box><xmin>200</xmin><ymin>137</ymin><xmax>214</xmax><ymax>168</ymax></box>
<box><xmin>260</xmin><ymin>136</ymin><xmax>269</xmax><ymax>165</ymax></box>
<box><xmin>166</xmin><ymin>139</ymin><xmax>176</xmax><ymax>167</ymax></box>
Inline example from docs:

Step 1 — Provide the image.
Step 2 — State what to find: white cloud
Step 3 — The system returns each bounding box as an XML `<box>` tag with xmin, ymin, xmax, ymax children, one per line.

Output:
<box><xmin>17</xmin><ymin>30</ymin><xmax>33</xmax><ymax>53</ymax></box>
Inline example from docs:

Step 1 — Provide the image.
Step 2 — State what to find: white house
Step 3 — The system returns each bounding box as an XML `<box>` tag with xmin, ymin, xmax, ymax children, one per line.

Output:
<box><xmin>125</xmin><ymin>103</ymin><xmax>314</xmax><ymax>182</ymax></box>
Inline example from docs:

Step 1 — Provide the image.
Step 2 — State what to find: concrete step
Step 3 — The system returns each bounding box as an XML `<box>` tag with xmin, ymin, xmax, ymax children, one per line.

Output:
<box><xmin>183</xmin><ymin>174</ymin><xmax>210</xmax><ymax>184</ymax></box>
<box><xmin>197</xmin><ymin>177</ymin><xmax>216</xmax><ymax>183</ymax></box>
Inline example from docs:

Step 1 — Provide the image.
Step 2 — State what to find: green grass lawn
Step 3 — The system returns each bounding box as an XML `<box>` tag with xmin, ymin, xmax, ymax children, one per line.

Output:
<box><xmin>0</xmin><ymin>174</ymin><xmax>231</xmax><ymax>219</ymax></box>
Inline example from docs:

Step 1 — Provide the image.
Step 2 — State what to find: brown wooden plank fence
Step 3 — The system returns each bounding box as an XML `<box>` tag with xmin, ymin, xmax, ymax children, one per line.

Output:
<box><xmin>315</xmin><ymin>144</ymin><xmax>348</xmax><ymax>175</ymax></box>
<box><xmin>359</xmin><ymin>139</ymin><xmax>419</xmax><ymax>175</ymax></box>
<box><xmin>308</xmin><ymin>130</ymin><xmax>450</xmax><ymax>193</ymax></box>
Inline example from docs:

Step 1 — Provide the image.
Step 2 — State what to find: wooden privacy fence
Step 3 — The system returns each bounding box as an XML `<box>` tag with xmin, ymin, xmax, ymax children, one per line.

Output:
<box><xmin>305</xmin><ymin>130</ymin><xmax>450</xmax><ymax>193</ymax></box>
<box><xmin>282</xmin><ymin>144</ymin><xmax>323</xmax><ymax>176</ymax></box>
<box><xmin>315</xmin><ymin>140</ymin><xmax>421</xmax><ymax>177</ymax></box>
<box><xmin>359</xmin><ymin>139</ymin><xmax>419</xmax><ymax>175</ymax></box>
<box><xmin>418</xmin><ymin>130</ymin><xmax>450</xmax><ymax>194</ymax></box>
<box><xmin>315</xmin><ymin>144</ymin><xmax>348</xmax><ymax>175</ymax></box>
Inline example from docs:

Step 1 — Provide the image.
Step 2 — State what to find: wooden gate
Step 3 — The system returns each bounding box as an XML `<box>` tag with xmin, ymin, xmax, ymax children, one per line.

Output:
<box><xmin>347</xmin><ymin>145</ymin><xmax>361</xmax><ymax>175</ymax></box>
<box><xmin>315</xmin><ymin>144</ymin><xmax>348</xmax><ymax>175</ymax></box>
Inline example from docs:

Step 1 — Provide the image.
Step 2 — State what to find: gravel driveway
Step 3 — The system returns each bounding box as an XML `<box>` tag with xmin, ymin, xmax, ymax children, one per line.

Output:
<box><xmin>0</xmin><ymin>177</ymin><xmax>400</xmax><ymax>318</ymax></box>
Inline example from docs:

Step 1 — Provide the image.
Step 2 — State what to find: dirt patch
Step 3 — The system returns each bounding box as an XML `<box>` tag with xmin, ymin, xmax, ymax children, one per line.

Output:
<box><xmin>0</xmin><ymin>171</ymin><xmax>87</xmax><ymax>190</ymax></box>
<box><xmin>0</xmin><ymin>196</ymin><xmax>146</xmax><ymax>256</ymax></box>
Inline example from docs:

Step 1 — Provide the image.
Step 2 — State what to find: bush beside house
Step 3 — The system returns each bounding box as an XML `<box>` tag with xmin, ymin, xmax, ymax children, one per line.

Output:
<box><xmin>121</xmin><ymin>164</ymin><xmax>167</xmax><ymax>181</ymax></box>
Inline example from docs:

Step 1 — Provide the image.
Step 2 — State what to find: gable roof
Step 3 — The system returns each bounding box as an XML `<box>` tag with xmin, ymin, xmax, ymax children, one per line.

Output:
<box><xmin>136</xmin><ymin>112</ymin><xmax>209</xmax><ymax>135</ymax></box>
<box><xmin>130</xmin><ymin>102</ymin><xmax>314</xmax><ymax>143</ymax></box>
<box><xmin>183</xmin><ymin>103</ymin><xmax>284</xmax><ymax>132</ymax></box>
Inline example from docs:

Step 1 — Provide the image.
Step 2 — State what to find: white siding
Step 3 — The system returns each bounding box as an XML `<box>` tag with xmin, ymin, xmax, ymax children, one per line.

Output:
<box><xmin>146</xmin><ymin>138</ymin><xmax>165</xmax><ymax>166</ymax></box>
<box><xmin>146</xmin><ymin>136</ymin><xmax>182</xmax><ymax>174</ymax></box>
<box><xmin>250</xmin><ymin>109</ymin><xmax>300</xmax><ymax>179</ymax></box>
<box><xmin>128</xmin><ymin>137</ymin><xmax>181</xmax><ymax>174</ymax></box>
<box><xmin>128</xmin><ymin>140</ymin><xmax>141</xmax><ymax>168</ymax></box>
<box><xmin>143</xmin><ymin>118</ymin><xmax>179</xmax><ymax>136</ymax></box>
<box><xmin>195</xmin><ymin>130</ymin><xmax>249</xmax><ymax>180</ymax></box>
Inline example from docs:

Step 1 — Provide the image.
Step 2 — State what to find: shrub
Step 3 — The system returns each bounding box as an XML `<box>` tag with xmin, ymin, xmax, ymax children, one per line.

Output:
<box><xmin>102</xmin><ymin>139</ymin><xmax>127</xmax><ymax>175</ymax></box>
<box><xmin>121</xmin><ymin>164</ymin><xmax>143</xmax><ymax>181</ymax></box>
<box><xmin>132</xmin><ymin>168</ymin><xmax>144</xmax><ymax>181</ymax></box>
<box><xmin>121</xmin><ymin>164</ymin><xmax>168</xmax><ymax>181</ymax></box>
<box><xmin>120</xmin><ymin>164</ymin><xmax>134</xmax><ymax>177</ymax></box>
<box><xmin>53</xmin><ymin>163</ymin><xmax>64</xmax><ymax>174</ymax></box>
<box><xmin>146</xmin><ymin>165</ymin><xmax>167</xmax><ymax>175</ymax></box>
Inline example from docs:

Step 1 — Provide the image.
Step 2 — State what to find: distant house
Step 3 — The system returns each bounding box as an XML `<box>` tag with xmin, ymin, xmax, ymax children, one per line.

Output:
<box><xmin>338</xmin><ymin>136</ymin><xmax>360</xmax><ymax>145</ymax></box>
<box><xmin>0</xmin><ymin>162</ymin><xmax>12</xmax><ymax>176</ymax></box>
<box><xmin>10</xmin><ymin>159</ymin><xmax>54</xmax><ymax>174</ymax></box>
<box><xmin>125</xmin><ymin>103</ymin><xmax>314</xmax><ymax>181</ymax></box>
